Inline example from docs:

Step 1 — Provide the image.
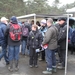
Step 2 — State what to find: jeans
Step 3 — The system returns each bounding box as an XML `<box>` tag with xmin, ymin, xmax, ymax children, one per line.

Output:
<box><xmin>45</xmin><ymin>48</ymin><xmax>56</xmax><ymax>70</ymax></box>
<box><xmin>0</xmin><ymin>44</ymin><xmax>9</xmax><ymax>63</ymax></box>
<box><xmin>8</xmin><ymin>45</ymin><xmax>20</xmax><ymax>61</ymax></box>
<box><xmin>21</xmin><ymin>40</ymin><xmax>26</xmax><ymax>55</ymax></box>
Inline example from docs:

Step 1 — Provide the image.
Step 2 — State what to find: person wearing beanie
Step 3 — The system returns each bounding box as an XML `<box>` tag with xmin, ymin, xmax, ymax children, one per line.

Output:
<box><xmin>55</xmin><ymin>17</ymin><xmax>67</xmax><ymax>69</ymax></box>
<box><xmin>42</xmin><ymin>18</ymin><xmax>58</xmax><ymax>74</ymax></box>
<box><xmin>39</xmin><ymin>19</ymin><xmax>47</xmax><ymax>61</ymax></box>
<box><xmin>5</xmin><ymin>16</ymin><xmax>22</xmax><ymax>71</ymax></box>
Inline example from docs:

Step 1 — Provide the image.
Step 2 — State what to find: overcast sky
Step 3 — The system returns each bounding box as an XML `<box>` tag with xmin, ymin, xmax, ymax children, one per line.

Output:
<box><xmin>23</xmin><ymin>0</ymin><xmax>75</xmax><ymax>6</ymax></box>
<box><xmin>48</xmin><ymin>0</ymin><xmax>75</xmax><ymax>5</ymax></box>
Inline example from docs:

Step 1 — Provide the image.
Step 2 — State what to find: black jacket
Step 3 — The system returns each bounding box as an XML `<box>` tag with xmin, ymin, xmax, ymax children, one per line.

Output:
<box><xmin>55</xmin><ymin>23</ymin><xmax>67</xmax><ymax>49</ymax></box>
<box><xmin>5</xmin><ymin>23</ymin><xmax>21</xmax><ymax>46</ymax></box>
<box><xmin>27</xmin><ymin>30</ymin><xmax>43</xmax><ymax>49</ymax></box>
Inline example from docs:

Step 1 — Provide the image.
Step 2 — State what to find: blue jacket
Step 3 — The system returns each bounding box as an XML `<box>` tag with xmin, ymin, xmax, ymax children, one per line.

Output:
<box><xmin>39</xmin><ymin>26</ymin><xmax>47</xmax><ymax>37</ymax></box>
<box><xmin>0</xmin><ymin>22</ymin><xmax>7</xmax><ymax>45</ymax></box>
<box><xmin>68</xmin><ymin>27</ymin><xmax>73</xmax><ymax>45</ymax></box>
<box><xmin>27</xmin><ymin>30</ymin><xmax>43</xmax><ymax>49</ymax></box>
<box><xmin>71</xmin><ymin>29</ymin><xmax>75</xmax><ymax>43</ymax></box>
<box><xmin>68</xmin><ymin>27</ymin><xmax>73</xmax><ymax>40</ymax></box>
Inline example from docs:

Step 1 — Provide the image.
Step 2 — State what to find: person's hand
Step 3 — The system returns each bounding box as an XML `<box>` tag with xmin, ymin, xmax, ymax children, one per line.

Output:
<box><xmin>39</xmin><ymin>46</ymin><xmax>42</xmax><ymax>50</ymax></box>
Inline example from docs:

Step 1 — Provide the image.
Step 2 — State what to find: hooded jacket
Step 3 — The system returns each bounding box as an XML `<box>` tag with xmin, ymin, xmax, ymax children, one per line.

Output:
<box><xmin>5</xmin><ymin>16</ymin><xmax>21</xmax><ymax>46</ymax></box>
<box><xmin>0</xmin><ymin>22</ymin><xmax>7</xmax><ymax>45</ymax></box>
<box><xmin>27</xmin><ymin>30</ymin><xmax>43</xmax><ymax>49</ymax></box>
<box><xmin>55</xmin><ymin>22</ymin><xmax>67</xmax><ymax>49</ymax></box>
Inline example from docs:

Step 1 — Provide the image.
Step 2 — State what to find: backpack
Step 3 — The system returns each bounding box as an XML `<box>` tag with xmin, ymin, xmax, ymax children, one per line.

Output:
<box><xmin>9</xmin><ymin>24</ymin><xmax>22</xmax><ymax>41</ymax></box>
<box><xmin>22</xmin><ymin>25</ymin><xmax>29</xmax><ymax>37</ymax></box>
<box><xmin>0</xmin><ymin>27</ymin><xmax>4</xmax><ymax>39</ymax></box>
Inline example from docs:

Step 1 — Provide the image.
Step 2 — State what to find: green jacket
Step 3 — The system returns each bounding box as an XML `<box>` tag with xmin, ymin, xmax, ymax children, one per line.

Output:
<box><xmin>42</xmin><ymin>25</ymin><xmax>58</xmax><ymax>50</ymax></box>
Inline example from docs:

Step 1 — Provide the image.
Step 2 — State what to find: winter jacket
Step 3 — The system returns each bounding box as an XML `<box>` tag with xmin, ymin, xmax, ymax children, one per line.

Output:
<box><xmin>68</xmin><ymin>27</ymin><xmax>73</xmax><ymax>44</ymax></box>
<box><xmin>5</xmin><ymin>23</ymin><xmax>21</xmax><ymax>46</ymax></box>
<box><xmin>27</xmin><ymin>30</ymin><xmax>43</xmax><ymax>49</ymax></box>
<box><xmin>0</xmin><ymin>22</ymin><xmax>7</xmax><ymax>45</ymax></box>
<box><xmin>42</xmin><ymin>25</ymin><xmax>58</xmax><ymax>50</ymax></box>
<box><xmin>55</xmin><ymin>23</ymin><xmax>67</xmax><ymax>50</ymax></box>
<box><xmin>39</xmin><ymin>26</ymin><xmax>47</xmax><ymax>37</ymax></box>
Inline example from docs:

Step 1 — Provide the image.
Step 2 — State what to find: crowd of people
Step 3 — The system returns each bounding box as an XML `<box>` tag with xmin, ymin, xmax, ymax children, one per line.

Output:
<box><xmin>0</xmin><ymin>15</ymin><xmax>74</xmax><ymax>74</ymax></box>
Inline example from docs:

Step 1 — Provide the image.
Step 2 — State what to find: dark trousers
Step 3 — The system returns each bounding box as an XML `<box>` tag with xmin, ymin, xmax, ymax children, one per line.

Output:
<box><xmin>58</xmin><ymin>46</ymin><xmax>65</xmax><ymax>67</ymax></box>
<box><xmin>29</xmin><ymin>48</ymin><xmax>38</xmax><ymax>65</ymax></box>
<box><xmin>41</xmin><ymin>50</ymin><xmax>45</xmax><ymax>60</ymax></box>
<box><xmin>71</xmin><ymin>43</ymin><xmax>75</xmax><ymax>54</ymax></box>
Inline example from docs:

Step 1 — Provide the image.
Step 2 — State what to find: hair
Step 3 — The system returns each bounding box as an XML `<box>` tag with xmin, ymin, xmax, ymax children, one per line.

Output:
<box><xmin>47</xmin><ymin>18</ymin><xmax>53</xmax><ymax>24</ymax></box>
<box><xmin>36</xmin><ymin>21</ymin><xmax>40</xmax><ymax>26</ymax></box>
<box><xmin>32</xmin><ymin>24</ymin><xmax>38</xmax><ymax>29</ymax></box>
<box><xmin>31</xmin><ymin>20</ymin><xmax>34</xmax><ymax>25</ymax></box>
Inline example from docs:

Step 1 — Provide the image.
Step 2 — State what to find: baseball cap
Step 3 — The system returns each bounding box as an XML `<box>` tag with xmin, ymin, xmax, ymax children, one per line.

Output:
<box><xmin>1</xmin><ymin>17</ymin><xmax>8</xmax><ymax>22</ymax></box>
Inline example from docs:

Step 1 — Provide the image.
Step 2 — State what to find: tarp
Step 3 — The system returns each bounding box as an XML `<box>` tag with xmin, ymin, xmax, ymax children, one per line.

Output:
<box><xmin>17</xmin><ymin>13</ymin><xmax>66</xmax><ymax>19</ymax></box>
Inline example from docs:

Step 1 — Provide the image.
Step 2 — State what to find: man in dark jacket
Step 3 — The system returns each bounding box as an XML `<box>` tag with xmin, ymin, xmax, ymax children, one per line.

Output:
<box><xmin>5</xmin><ymin>16</ymin><xmax>22</xmax><ymax>71</ymax></box>
<box><xmin>0</xmin><ymin>17</ymin><xmax>9</xmax><ymax>65</ymax></box>
<box><xmin>55</xmin><ymin>18</ymin><xmax>67</xmax><ymax>69</ymax></box>
<box><xmin>27</xmin><ymin>25</ymin><xmax>43</xmax><ymax>68</ymax></box>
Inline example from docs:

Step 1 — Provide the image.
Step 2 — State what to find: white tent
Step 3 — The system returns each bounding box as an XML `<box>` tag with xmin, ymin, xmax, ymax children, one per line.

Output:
<box><xmin>17</xmin><ymin>13</ymin><xmax>69</xmax><ymax>75</ymax></box>
<box><xmin>17</xmin><ymin>13</ymin><xmax>67</xmax><ymax>24</ymax></box>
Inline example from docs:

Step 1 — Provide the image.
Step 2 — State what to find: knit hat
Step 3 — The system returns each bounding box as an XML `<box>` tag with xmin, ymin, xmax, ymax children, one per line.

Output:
<box><xmin>10</xmin><ymin>16</ymin><xmax>18</xmax><ymax>24</ymax></box>
<box><xmin>41</xmin><ymin>19</ymin><xmax>46</xmax><ymax>24</ymax></box>
<box><xmin>58</xmin><ymin>18</ymin><xmax>66</xmax><ymax>21</ymax></box>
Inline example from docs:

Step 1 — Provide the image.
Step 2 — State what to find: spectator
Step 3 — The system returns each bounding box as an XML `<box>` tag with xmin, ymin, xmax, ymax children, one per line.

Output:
<box><xmin>42</xmin><ymin>18</ymin><xmax>58</xmax><ymax>74</ymax></box>
<box><xmin>21</xmin><ymin>22</ymin><xmax>31</xmax><ymax>56</ymax></box>
<box><xmin>71</xmin><ymin>28</ymin><xmax>75</xmax><ymax>54</ymax></box>
<box><xmin>31</xmin><ymin>20</ymin><xmax>34</xmax><ymax>25</ymax></box>
<box><xmin>5</xmin><ymin>16</ymin><xmax>22</xmax><ymax>71</ymax></box>
<box><xmin>36</xmin><ymin>21</ymin><xmax>41</xmax><ymax>29</ymax></box>
<box><xmin>68</xmin><ymin>26</ymin><xmax>73</xmax><ymax>54</ymax></box>
<box><xmin>39</xmin><ymin>19</ymin><xmax>47</xmax><ymax>61</ymax></box>
<box><xmin>55</xmin><ymin>18</ymin><xmax>67</xmax><ymax>69</ymax></box>
<box><xmin>0</xmin><ymin>17</ymin><xmax>9</xmax><ymax>65</ymax></box>
<box><xmin>27</xmin><ymin>25</ymin><xmax>43</xmax><ymax>68</ymax></box>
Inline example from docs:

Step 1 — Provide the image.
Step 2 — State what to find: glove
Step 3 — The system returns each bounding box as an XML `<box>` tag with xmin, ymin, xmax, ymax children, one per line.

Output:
<box><xmin>39</xmin><ymin>46</ymin><xmax>42</xmax><ymax>50</ymax></box>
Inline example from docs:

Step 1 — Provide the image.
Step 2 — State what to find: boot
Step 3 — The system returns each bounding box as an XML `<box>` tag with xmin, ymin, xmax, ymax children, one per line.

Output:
<box><xmin>15</xmin><ymin>60</ymin><xmax>19</xmax><ymax>71</ymax></box>
<box><xmin>8</xmin><ymin>61</ymin><xmax>13</xmax><ymax>72</ymax></box>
